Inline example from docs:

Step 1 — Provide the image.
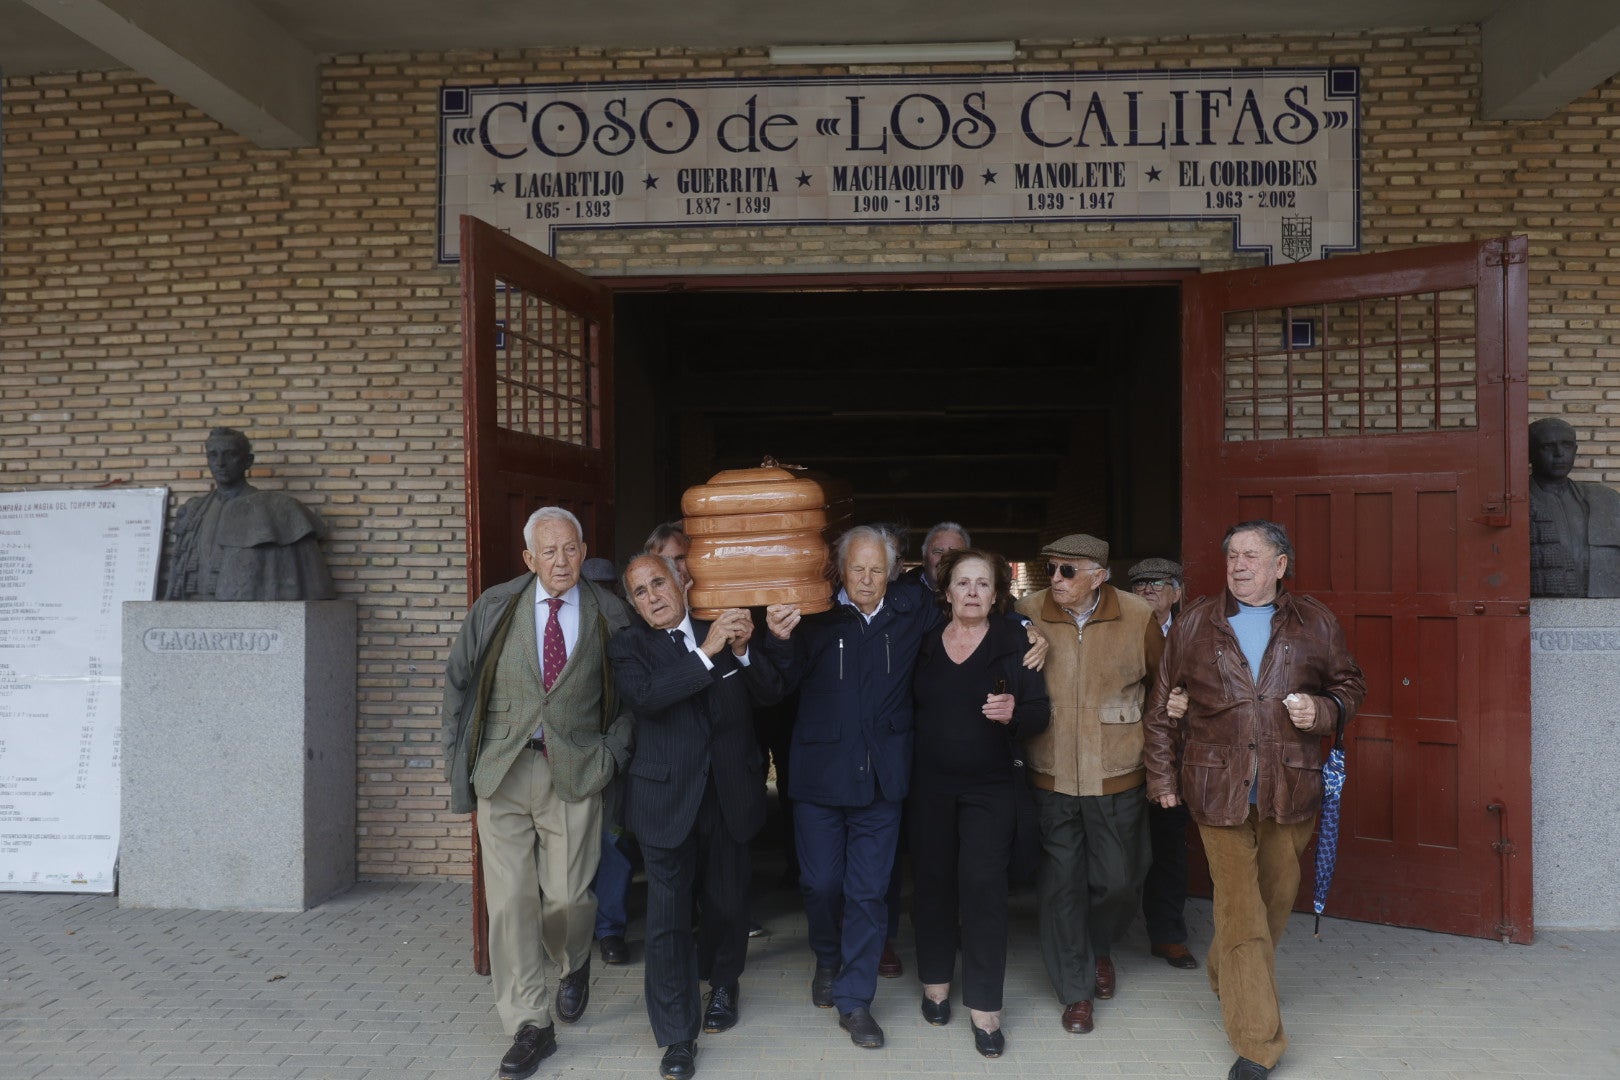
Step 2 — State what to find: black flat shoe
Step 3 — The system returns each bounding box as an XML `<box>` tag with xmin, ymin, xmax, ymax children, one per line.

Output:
<box><xmin>920</xmin><ymin>996</ymin><xmax>951</xmax><ymax>1026</ymax></box>
<box><xmin>810</xmin><ymin>964</ymin><xmax>838</xmax><ymax>1008</ymax></box>
<box><xmin>703</xmin><ymin>984</ymin><xmax>739</xmax><ymax>1033</ymax></box>
<box><xmin>598</xmin><ymin>934</ymin><xmax>629</xmax><ymax>965</ymax></box>
<box><xmin>556</xmin><ymin>958</ymin><xmax>590</xmax><ymax>1024</ymax></box>
<box><xmin>1229</xmin><ymin>1058</ymin><xmax>1270</xmax><ymax>1080</ymax></box>
<box><xmin>499</xmin><ymin>1023</ymin><xmax>557</xmax><ymax>1080</ymax></box>
<box><xmin>972</xmin><ymin>1023</ymin><xmax>1004</xmax><ymax>1058</ymax></box>
<box><xmin>838</xmin><ymin>1006</ymin><xmax>885</xmax><ymax>1048</ymax></box>
<box><xmin>660</xmin><ymin>1039</ymin><xmax>697</xmax><ymax>1080</ymax></box>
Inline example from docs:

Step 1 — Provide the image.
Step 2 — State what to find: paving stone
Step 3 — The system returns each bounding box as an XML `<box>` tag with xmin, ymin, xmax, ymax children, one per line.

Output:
<box><xmin>3</xmin><ymin>880</ymin><xmax>1618</xmax><ymax>1080</ymax></box>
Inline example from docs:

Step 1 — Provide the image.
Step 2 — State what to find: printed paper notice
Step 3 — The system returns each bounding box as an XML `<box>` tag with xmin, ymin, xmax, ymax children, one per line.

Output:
<box><xmin>0</xmin><ymin>488</ymin><xmax>167</xmax><ymax>892</ymax></box>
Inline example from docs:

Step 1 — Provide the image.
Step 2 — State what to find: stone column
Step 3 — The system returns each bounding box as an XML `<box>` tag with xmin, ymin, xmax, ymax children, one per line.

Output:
<box><xmin>1529</xmin><ymin>599</ymin><xmax>1620</xmax><ymax>930</ymax></box>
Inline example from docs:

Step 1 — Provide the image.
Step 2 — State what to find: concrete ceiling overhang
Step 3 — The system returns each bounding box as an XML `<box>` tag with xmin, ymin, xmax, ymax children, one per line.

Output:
<box><xmin>2</xmin><ymin>1</ymin><xmax>1617</xmax><ymax>147</ymax></box>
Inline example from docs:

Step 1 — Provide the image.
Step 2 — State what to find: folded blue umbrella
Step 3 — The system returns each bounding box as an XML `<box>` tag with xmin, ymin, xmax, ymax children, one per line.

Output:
<box><xmin>1312</xmin><ymin>735</ymin><xmax>1348</xmax><ymax>937</ymax></box>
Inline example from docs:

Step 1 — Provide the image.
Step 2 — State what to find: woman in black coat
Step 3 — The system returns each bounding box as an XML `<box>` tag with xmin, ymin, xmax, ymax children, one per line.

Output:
<box><xmin>908</xmin><ymin>548</ymin><xmax>1050</xmax><ymax>1058</ymax></box>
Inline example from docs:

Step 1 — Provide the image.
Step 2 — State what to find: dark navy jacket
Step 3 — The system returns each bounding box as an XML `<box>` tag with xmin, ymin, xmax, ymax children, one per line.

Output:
<box><xmin>764</xmin><ymin>577</ymin><xmax>940</xmax><ymax>808</ymax></box>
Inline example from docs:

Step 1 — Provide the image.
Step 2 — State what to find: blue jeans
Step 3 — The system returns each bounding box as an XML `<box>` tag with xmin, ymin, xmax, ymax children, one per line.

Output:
<box><xmin>593</xmin><ymin>824</ymin><xmax>634</xmax><ymax>939</ymax></box>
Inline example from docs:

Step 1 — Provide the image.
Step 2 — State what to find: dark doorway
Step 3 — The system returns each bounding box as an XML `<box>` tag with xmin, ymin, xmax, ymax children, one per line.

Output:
<box><xmin>615</xmin><ymin>285</ymin><xmax>1182</xmax><ymax>571</ymax></box>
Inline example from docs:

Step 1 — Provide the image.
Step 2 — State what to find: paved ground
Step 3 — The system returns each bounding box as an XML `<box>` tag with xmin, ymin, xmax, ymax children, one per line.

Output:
<box><xmin>3</xmin><ymin>873</ymin><xmax>1617</xmax><ymax>1080</ymax></box>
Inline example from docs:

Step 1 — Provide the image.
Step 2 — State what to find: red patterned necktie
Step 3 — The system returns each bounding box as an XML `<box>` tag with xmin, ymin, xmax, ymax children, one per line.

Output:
<box><xmin>542</xmin><ymin>596</ymin><xmax>567</xmax><ymax>691</ymax></box>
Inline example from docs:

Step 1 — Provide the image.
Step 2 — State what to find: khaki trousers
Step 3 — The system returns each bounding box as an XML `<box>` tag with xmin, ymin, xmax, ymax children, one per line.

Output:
<box><xmin>1197</xmin><ymin>808</ymin><xmax>1316</xmax><ymax>1069</ymax></box>
<box><xmin>479</xmin><ymin>746</ymin><xmax>603</xmax><ymax>1034</ymax></box>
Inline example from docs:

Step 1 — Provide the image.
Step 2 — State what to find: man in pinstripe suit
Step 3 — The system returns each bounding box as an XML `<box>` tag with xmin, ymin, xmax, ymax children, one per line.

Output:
<box><xmin>609</xmin><ymin>554</ymin><xmax>787</xmax><ymax>1080</ymax></box>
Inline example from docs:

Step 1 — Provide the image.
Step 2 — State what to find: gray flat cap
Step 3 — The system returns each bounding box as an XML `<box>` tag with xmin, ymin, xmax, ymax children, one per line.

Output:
<box><xmin>1040</xmin><ymin>533</ymin><xmax>1109</xmax><ymax>565</ymax></box>
<box><xmin>1127</xmin><ymin>557</ymin><xmax>1183</xmax><ymax>584</ymax></box>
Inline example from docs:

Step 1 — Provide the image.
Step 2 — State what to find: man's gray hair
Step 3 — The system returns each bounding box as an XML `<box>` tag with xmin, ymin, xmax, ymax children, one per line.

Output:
<box><xmin>836</xmin><ymin>525</ymin><xmax>896</xmax><ymax>577</ymax></box>
<box><xmin>524</xmin><ymin>506</ymin><xmax>584</xmax><ymax>551</ymax></box>
<box><xmin>1222</xmin><ymin>519</ymin><xmax>1296</xmax><ymax>579</ymax></box>
<box><xmin>622</xmin><ymin>552</ymin><xmax>679</xmax><ymax>596</ymax></box>
<box><xmin>922</xmin><ymin>521</ymin><xmax>971</xmax><ymax>551</ymax></box>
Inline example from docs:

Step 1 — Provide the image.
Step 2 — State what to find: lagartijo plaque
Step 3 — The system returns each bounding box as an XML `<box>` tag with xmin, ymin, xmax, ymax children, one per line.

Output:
<box><xmin>438</xmin><ymin>68</ymin><xmax>1359</xmax><ymax>266</ymax></box>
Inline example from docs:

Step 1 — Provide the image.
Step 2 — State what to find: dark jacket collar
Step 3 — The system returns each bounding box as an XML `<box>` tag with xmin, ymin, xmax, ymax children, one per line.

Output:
<box><xmin>838</xmin><ymin>580</ymin><xmax>919</xmax><ymax>622</ymax></box>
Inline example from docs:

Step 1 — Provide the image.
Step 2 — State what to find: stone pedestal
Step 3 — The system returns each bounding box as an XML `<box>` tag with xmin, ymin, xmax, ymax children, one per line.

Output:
<box><xmin>120</xmin><ymin>600</ymin><xmax>357</xmax><ymax>911</ymax></box>
<box><xmin>1530</xmin><ymin>599</ymin><xmax>1620</xmax><ymax>930</ymax></box>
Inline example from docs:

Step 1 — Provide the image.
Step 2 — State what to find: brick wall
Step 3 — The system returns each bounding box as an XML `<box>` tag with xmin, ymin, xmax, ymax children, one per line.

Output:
<box><xmin>4</xmin><ymin>27</ymin><xmax>1617</xmax><ymax>877</ymax></box>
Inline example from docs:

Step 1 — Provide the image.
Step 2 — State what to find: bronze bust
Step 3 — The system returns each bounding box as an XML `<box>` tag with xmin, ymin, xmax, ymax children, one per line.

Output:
<box><xmin>1529</xmin><ymin>417</ymin><xmax>1620</xmax><ymax>598</ymax></box>
<box><xmin>164</xmin><ymin>427</ymin><xmax>335</xmax><ymax>601</ymax></box>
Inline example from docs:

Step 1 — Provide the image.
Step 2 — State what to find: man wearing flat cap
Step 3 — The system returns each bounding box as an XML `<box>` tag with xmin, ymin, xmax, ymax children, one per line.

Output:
<box><xmin>1015</xmin><ymin>534</ymin><xmax>1162</xmax><ymax>1035</ymax></box>
<box><xmin>1127</xmin><ymin>558</ymin><xmax>1183</xmax><ymax>639</ymax></box>
<box><xmin>1126</xmin><ymin>557</ymin><xmax>1197</xmax><ymax>972</ymax></box>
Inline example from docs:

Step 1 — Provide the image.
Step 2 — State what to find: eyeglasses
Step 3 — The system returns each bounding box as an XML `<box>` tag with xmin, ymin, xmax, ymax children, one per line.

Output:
<box><xmin>1046</xmin><ymin>562</ymin><xmax>1100</xmax><ymax>580</ymax></box>
<box><xmin>1132</xmin><ymin>579</ymin><xmax>1175</xmax><ymax>590</ymax></box>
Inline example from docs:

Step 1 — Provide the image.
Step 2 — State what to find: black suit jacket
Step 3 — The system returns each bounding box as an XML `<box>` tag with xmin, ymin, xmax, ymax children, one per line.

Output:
<box><xmin>609</xmin><ymin>619</ymin><xmax>787</xmax><ymax>849</ymax></box>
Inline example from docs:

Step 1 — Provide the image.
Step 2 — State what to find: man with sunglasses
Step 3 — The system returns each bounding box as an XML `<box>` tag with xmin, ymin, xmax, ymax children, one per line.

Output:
<box><xmin>1126</xmin><ymin>558</ymin><xmax>1198</xmax><ymax>973</ymax></box>
<box><xmin>1014</xmin><ymin>534</ymin><xmax>1163</xmax><ymax>1036</ymax></box>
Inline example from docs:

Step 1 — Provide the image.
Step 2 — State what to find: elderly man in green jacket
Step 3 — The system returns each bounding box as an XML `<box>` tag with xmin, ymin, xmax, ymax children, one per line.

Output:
<box><xmin>443</xmin><ymin>507</ymin><xmax>634</xmax><ymax>1080</ymax></box>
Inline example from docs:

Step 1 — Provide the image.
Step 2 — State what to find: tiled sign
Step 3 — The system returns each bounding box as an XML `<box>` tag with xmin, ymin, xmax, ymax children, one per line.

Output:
<box><xmin>438</xmin><ymin>68</ymin><xmax>1359</xmax><ymax>266</ymax></box>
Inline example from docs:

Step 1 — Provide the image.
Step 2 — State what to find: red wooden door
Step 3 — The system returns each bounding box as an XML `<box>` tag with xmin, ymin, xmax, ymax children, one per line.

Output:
<box><xmin>1181</xmin><ymin>237</ymin><xmax>1531</xmax><ymax>943</ymax></box>
<box><xmin>459</xmin><ymin>214</ymin><xmax>616</xmax><ymax>972</ymax></box>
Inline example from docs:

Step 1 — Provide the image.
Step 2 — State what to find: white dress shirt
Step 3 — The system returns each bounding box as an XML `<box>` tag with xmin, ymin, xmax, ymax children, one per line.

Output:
<box><xmin>836</xmin><ymin>587</ymin><xmax>885</xmax><ymax>624</ymax></box>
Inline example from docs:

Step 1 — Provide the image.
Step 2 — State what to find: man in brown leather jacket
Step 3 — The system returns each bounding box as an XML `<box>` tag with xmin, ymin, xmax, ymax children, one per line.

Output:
<box><xmin>1143</xmin><ymin>520</ymin><xmax>1363</xmax><ymax>1080</ymax></box>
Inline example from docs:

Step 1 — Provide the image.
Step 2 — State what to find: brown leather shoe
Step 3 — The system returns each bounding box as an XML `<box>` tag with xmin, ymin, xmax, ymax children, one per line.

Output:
<box><xmin>1094</xmin><ymin>956</ymin><xmax>1116</xmax><ymax>1000</ymax></box>
<box><xmin>1151</xmin><ymin>942</ymin><xmax>1199</xmax><ymax>969</ymax></box>
<box><xmin>877</xmin><ymin>940</ymin><xmax>903</xmax><ymax>978</ymax></box>
<box><xmin>1060</xmin><ymin>1000</ymin><xmax>1094</xmax><ymax>1034</ymax></box>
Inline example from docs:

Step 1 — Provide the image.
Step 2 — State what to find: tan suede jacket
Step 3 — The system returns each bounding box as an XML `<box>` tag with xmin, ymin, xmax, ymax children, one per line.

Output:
<box><xmin>1015</xmin><ymin>584</ymin><xmax>1164</xmax><ymax>797</ymax></box>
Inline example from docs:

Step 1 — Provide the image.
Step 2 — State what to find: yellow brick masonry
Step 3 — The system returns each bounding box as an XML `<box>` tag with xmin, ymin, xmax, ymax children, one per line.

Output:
<box><xmin>4</xmin><ymin>28</ymin><xmax>1618</xmax><ymax>877</ymax></box>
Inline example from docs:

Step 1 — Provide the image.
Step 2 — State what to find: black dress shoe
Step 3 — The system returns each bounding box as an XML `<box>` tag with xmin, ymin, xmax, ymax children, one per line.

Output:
<box><xmin>659</xmin><ymin>1040</ymin><xmax>697</xmax><ymax>1080</ymax></box>
<box><xmin>919</xmin><ymin>995</ymin><xmax>951</xmax><ymax>1026</ymax></box>
<box><xmin>1151</xmin><ymin>942</ymin><xmax>1199</xmax><ymax>969</ymax></box>
<box><xmin>972</xmin><ymin>1023</ymin><xmax>1005</xmax><ymax>1059</ymax></box>
<box><xmin>702</xmin><ymin>983</ymin><xmax>739</xmax><ymax>1033</ymax></box>
<box><xmin>556</xmin><ymin>958</ymin><xmax>590</xmax><ymax>1024</ymax></box>
<box><xmin>499</xmin><ymin>1023</ymin><xmax>557</xmax><ymax>1080</ymax></box>
<box><xmin>838</xmin><ymin>1006</ymin><xmax>885</xmax><ymax>1048</ymax></box>
<box><xmin>598</xmin><ymin>934</ymin><xmax>629</xmax><ymax>965</ymax></box>
<box><xmin>810</xmin><ymin>964</ymin><xmax>838</xmax><ymax>1008</ymax></box>
<box><xmin>1229</xmin><ymin>1057</ymin><xmax>1270</xmax><ymax>1080</ymax></box>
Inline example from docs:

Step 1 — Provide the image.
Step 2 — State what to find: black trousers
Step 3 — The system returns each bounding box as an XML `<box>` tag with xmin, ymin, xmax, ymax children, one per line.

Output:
<box><xmin>1033</xmin><ymin>786</ymin><xmax>1150</xmax><ymax>1005</ymax></box>
<box><xmin>1142</xmin><ymin>800</ymin><xmax>1192</xmax><ymax>945</ymax></box>
<box><xmin>753</xmin><ymin>695</ymin><xmax>797</xmax><ymax>878</ymax></box>
<box><xmin>641</xmin><ymin>778</ymin><xmax>751</xmax><ymax>1047</ymax></box>
<box><xmin>907</xmin><ymin>784</ymin><xmax>1015</xmax><ymax>1012</ymax></box>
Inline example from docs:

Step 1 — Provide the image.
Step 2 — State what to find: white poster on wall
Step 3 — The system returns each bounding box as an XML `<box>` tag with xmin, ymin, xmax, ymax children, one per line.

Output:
<box><xmin>0</xmin><ymin>488</ymin><xmax>167</xmax><ymax>893</ymax></box>
<box><xmin>438</xmin><ymin>67</ymin><xmax>1360</xmax><ymax>265</ymax></box>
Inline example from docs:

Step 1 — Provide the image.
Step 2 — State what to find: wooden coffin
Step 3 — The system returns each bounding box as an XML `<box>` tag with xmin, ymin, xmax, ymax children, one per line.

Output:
<box><xmin>682</xmin><ymin>465</ymin><xmax>836</xmax><ymax>618</ymax></box>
